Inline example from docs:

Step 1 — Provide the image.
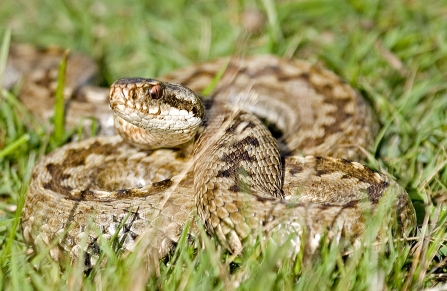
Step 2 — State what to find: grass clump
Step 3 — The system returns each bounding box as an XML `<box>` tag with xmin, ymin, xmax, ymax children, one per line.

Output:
<box><xmin>1</xmin><ymin>0</ymin><xmax>447</xmax><ymax>290</ymax></box>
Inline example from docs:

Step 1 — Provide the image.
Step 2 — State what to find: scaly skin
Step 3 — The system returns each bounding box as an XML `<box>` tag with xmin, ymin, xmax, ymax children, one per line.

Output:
<box><xmin>10</xmin><ymin>48</ymin><xmax>415</xmax><ymax>268</ymax></box>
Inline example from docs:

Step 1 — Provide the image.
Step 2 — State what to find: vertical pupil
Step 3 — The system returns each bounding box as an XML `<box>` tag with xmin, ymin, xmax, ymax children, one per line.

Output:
<box><xmin>150</xmin><ymin>85</ymin><xmax>162</xmax><ymax>99</ymax></box>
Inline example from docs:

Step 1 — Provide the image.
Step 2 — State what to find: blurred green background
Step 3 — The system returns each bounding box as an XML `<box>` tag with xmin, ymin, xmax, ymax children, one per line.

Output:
<box><xmin>1</xmin><ymin>0</ymin><xmax>447</xmax><ymax>289</ymax></box>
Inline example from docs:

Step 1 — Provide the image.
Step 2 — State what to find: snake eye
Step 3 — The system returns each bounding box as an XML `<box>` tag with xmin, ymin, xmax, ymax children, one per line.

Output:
<box><xmin>149</xmin><ymin>84</ymin><xmax>163</xmax><ymax>99</ymax></box>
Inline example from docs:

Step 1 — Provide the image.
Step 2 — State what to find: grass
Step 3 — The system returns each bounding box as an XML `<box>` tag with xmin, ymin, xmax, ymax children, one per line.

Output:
<box><xmin>1</xmin><ymin>0</ymin><xmax>447</xmax><ymax>289</ymax></box>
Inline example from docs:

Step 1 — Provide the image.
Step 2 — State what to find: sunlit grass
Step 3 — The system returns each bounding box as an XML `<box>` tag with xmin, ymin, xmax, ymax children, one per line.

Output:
<box><xmin>1</xmin><ymin>0</ymin><xmax>447</xmax><ymax>289</ymax></box>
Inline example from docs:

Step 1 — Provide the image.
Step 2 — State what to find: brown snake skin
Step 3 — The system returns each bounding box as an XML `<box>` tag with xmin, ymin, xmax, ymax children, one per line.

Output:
<box><xmin>5</xmin><ymin>44</ymin><xmax>416</xmax><ymax>268</ymax></box>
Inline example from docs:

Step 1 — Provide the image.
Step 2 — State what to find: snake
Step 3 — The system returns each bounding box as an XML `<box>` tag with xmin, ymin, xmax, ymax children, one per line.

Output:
<box><xmin>5</xmin><ymin>44</ymin><xmax>416</xmax><ymax>268</ymax></box>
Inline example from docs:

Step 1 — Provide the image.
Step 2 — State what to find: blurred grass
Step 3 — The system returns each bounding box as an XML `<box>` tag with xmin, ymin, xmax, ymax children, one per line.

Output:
<box><xmin>1</xmin><ymin>0</ymin><xmax>447</xmax><ymax>290</ymax></box>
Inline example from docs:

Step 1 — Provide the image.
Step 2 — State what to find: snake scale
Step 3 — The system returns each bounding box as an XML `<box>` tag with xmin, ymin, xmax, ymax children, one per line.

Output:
<box><xmin>5</xmin><ymin>44</ymin><xmax>416</xmax><ymax>268</ymax></box>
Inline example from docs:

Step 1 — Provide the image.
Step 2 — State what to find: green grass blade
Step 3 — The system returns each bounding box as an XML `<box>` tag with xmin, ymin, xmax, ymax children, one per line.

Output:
<box><xmin>0</xmin><ymin>29</ymin><xmax>11</xmax><ymax>88</ymax></box>
<box><xmin>51</xmin><ymin>50</ymin><xmax>68</xmax><ymax>145</ymax></box>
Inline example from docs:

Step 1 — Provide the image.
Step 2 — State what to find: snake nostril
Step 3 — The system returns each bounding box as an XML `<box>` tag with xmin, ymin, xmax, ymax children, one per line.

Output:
<box><xmin>149</xmin><ymin>84</ymin><xmax>163</xmax><ymax>99</ymax></box>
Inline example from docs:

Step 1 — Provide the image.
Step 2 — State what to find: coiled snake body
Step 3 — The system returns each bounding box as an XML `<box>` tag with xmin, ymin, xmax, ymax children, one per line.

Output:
<box><xmin>7</xmin><ymin>45</ymin><xmax>416</xmax><ymax>267</ymax></box>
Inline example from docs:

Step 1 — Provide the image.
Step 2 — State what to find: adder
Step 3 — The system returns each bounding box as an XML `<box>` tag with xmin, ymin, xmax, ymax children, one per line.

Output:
<box><xmin>4</xmin><ymin>44</ymin><xmax>416</xmax><ymax>268</ymax></box>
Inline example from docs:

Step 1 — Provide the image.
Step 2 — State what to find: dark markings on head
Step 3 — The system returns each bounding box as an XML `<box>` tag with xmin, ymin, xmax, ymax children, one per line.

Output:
<box><xmin>163</xmin><ymin>92</ymin><xmax>204</xmax><ymax>118</ymax></box>
<box><xmin>113</xmin><ymin>78</ymin><xmax>158</xmax><ymax>86</ymax></box>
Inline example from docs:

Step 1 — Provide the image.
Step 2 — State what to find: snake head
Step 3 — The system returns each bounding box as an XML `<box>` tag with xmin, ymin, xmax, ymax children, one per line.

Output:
<box><xmin>109</xmin><ymin>78</ymin><xmax>204</xmax><ymax>149</ymax></box>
